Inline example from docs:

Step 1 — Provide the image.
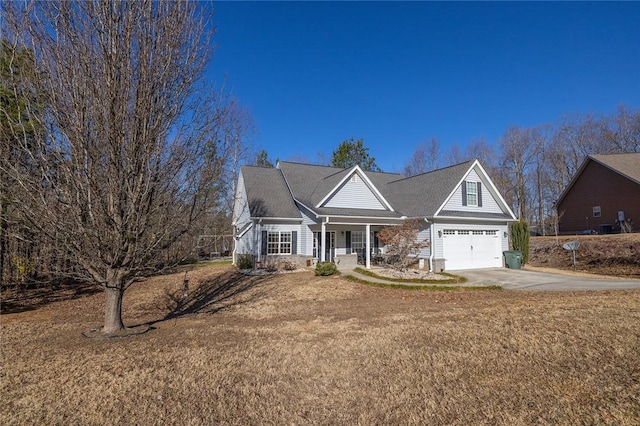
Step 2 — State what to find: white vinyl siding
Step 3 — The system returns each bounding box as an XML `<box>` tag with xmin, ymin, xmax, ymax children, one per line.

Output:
<box><xmin>374</xmin><ymin>225</ymin><xmax>432</xmax><ymax>259</ymax></box>
<box><xmin>323</xmin><ymin>174</ymin><xmax>387</xmax><ymax>210</ymax></box>
<box><xmin>416</xmin><ymin>226</ymin><xmax>432</xmax><ymax>258</ymax></box>
<box><xmin>300</xmin><ymin>207</ymin><xmax>318</xmax><ymax>256</ymax></box>
<box><xmin>232</xmin><ymin>172</ymin><xmax>251</xmax><ymax>229</ymax></box>
<box><xmin>443</xmin><ymin>169</ymin><xmax>503</xmax><ymax>213</ymax></box>
<box><xmin>232</xmin><ymin>173</ymin><xmax>255</xmax><ymax>258</ymax></box>
<box><xmin>234</xmin><ymin>223</ymin><xmax>254</xmax><ymax>255</ymax></box>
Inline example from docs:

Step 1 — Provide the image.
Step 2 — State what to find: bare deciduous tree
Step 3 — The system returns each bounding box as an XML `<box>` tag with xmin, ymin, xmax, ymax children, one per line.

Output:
<box><xmin>377</xmin><ymin>219</ymin><xmax>429</xmax><ymax>272</ymax></box>
<box><xmin>2</xmin><ymin>1</ymin><xmax>226</xmax><ymax>334</ymax></box>
<box><xmin>445</xmin><ymin>144</ymin><xmax>466</xmax><ymax>166</ymax></box>
<box><xmin>403</xmin><ymin>137</ymin><xmax>439</xmax><ymax>176</ymax></box>
<box><xmin>552</xmin><ymin>113</ymin><xmax>608</xmax><ymax>182</ymax></box>
<box><xmin>498</xmin><ymin>126</ymin><xmax>542</xmax><ymax>221</ymax></box>
<box><xmin>601</xmin><ymin>104</ymin><xmax>640</xmax><ymax>153</ymax></box>
<box><xmin>465</xmin><ymin>138</ymin><xmax>497</xmax><ymax>169</ymax></box>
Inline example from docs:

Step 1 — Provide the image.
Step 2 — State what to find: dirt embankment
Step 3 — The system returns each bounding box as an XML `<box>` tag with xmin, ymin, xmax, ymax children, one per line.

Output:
<box><xmin>529</xmin><ymin>234</ymin><xmax>640</xmax><ymax>278</ymax></box>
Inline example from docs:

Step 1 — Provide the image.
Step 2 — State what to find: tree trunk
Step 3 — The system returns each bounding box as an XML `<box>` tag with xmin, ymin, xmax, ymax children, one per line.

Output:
<box><xmin>536</xmin><ymin>164</ymin><xmax>545</xmax><ymax>236</ymax></box>
<box><xmin>103</xmin><ymin>285</ymin><xmax>125</xmax><ymax>334</ymax></box>
<box><xmin>0</xmin><ymin>193</ymin><xmax>7</xmax><ymax>287</ymax></box>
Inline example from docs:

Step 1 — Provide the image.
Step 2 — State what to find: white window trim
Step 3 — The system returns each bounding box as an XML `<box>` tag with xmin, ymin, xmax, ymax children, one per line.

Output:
<box><xmin>351</xmin><ymin>231</ymin><xmax>365</xmax><ymax>254</ymax></box>
<box><xmin>466</xmin><ymin>181</ymin><xmax>478</xmax><ymax>207</ymax></box>
<box><xmin>267</xmin><ymin>231</ymin><xmax>292</xmax><ymax>255</ymax></box>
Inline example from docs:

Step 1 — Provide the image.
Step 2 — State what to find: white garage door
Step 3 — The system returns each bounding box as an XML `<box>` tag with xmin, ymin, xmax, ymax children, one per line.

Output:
<box><xmin>442</xmin><ymin>229</ymin><xmax>502</xmax><ymax>270</ymax></box>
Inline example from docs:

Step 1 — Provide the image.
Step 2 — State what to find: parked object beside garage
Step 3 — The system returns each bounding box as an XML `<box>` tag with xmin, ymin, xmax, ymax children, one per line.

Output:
<box><xmin>503</xmin><ymin>250</ymin><xmax>523</xmax><ymax>269</ymax></box>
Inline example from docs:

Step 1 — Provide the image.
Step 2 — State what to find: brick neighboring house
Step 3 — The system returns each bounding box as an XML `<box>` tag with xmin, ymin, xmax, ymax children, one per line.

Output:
<box><xmin>556</xmin><ymin>153</ymin><xmax>640</xmax><ymax>234</ymax></box>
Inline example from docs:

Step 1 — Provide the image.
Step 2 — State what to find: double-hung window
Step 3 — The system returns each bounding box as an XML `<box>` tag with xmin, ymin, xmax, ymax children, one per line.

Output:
<box><xmin>466</xmin><ymin>181</ymin><xmax>478</xmax><ymax>207</ymax></box>
<box><xmin>267</xmin><ymin>231</ymin><xmax>292</xmax><ymax>255</ymax></box>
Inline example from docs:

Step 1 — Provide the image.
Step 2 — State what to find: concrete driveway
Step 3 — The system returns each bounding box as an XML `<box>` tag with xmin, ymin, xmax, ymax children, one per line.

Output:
<box><xmin>459</xmin><ymin>268</ymin><xmax>640</xmax><ymax>291</ymax></box>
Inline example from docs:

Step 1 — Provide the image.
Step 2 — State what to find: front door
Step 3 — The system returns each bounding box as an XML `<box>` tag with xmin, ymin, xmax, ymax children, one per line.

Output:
<box><xmin>314</xmin><ymin>231</ymin><xmax>336</xmax><ymax>262</ymax></box>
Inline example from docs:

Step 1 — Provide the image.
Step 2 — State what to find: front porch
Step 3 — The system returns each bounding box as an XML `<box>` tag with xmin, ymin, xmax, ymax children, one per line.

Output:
<box><xmin>310</xmin><ymin>223</ymin><xmax>387</xmax><ymax>269</ymax></box>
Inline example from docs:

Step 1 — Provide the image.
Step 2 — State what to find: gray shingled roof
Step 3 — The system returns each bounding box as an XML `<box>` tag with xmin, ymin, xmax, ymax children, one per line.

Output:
<box><xmin>278</xmin><ymin>161</ymin><xmax>405</xmax><ymax>218</ymax></box>
<box><xmin>384</xmin><ymin>161</ymin><xmax>474</xmax><ymax>217</ymax></box>
<box><xmin>277</xmin><ymin>162</ymin><xmax>403</xmax><ymax>207</ymax></box>
<box><xmin>591</xmin><ymin>153</ymin><xmax>640</xmax><ymax>184</ymax></box>
<box><xmin>244</xmin><ymin>160</ymin><xmax>492</xmax><ymax>219</ymax></box>
<box><xmin>241</xmin><ymin>165</ymin><xmax>301</xmax><ymax>219</ymax></box>
<box><xmin>277</xmin><ymin>162</ymin><xmax>349</xmax><ymax>207</ymax></box>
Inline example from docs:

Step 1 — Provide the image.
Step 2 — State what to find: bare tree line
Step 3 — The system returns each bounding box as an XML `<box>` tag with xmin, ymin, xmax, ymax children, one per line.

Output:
<box><xmin>404</xmin><ymin>105</ymin><xmax>640</xmax><ymax>234</ymax></box>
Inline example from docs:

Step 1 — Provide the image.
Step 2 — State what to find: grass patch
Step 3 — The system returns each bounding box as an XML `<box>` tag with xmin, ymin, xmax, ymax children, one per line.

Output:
<box><xmin>344</xmin><ymin>274</ymin><xmax>501</xmax><ymax>291</ymax></box>
<box><xmin>3</xmin><ymin>263</ymin><xmax>639</xmax><ymax>425</ymax></box>
<box><xmin>176</xmin><ymin>259</ymin><xmax>232</xmax><ymax>272</ymax></box>
<box><xmin>354</xmin><ymin>267</ymin><xmax>468</xmax><ymax>284</ymax></box>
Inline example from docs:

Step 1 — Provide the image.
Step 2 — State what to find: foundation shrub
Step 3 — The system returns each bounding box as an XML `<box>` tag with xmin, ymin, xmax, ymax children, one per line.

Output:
<box><xmin>235</xmin><ymin>254</ymin><xmax>254</xmax><ymax>270</ymax></box>
<box><xmin>315</xmin><ymin>261</ymin><xmax>337</xmax><ymax>276</ymax></box>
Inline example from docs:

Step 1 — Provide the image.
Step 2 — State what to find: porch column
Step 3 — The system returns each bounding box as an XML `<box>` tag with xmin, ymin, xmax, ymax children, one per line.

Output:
<box><xmin>365</xmin><ymin>223</ymin><xmax>371</xmax><ymax>269</ymax></box>
<box><xmin>320</xmin><ymin>220</ymin><xmax>326</xmax><ymax>262</ymax></box>
<box><xmin>255</xmin><ymin>220</ymin><xmax>262</xmax><ymax>268</ymax></box>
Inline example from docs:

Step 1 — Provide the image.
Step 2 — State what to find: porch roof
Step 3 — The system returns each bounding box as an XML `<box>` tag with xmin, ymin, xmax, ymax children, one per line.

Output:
<box><xmin>308</xmin><ymin>206</ymin><xmax>405</xmax><ymax>219</ymax></box>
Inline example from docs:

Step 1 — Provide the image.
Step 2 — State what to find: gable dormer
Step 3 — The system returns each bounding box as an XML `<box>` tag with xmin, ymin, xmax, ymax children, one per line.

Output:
<box><xmin>317</xmin><ymin>166</ymin><xmax>393</xmax><ymax>211</ymax></box>
<box><xmin>437</xmin><ymin>161</ymin><xmax>516</xmax><ymax>218</ymax></box>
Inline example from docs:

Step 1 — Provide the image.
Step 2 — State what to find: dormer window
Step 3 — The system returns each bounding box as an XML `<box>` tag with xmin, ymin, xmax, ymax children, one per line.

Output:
<box><xmin>466</xmin><ymin>181</ymin><xmax>478</xmax><ymax>206</ymax></box>
<box><xmin>462</xmin><ymin>180</ymin><xmax>482</xmax><ymax>207</ymax></box>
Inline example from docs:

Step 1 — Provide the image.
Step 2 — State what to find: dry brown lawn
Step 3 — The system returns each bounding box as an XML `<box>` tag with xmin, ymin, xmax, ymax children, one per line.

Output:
<box><xmin>2</xmin><ymin>263</ymin><xmax>640</xmax><ymax>425</ymax></box>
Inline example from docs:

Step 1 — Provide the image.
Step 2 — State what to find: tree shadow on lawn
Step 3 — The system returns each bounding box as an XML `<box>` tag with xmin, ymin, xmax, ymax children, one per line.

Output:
<box><xmin>1</xmin><ymin>280</ymin><xmax>101</xmax><ymax>315</ymax></box>
<box><xmin>141</xmin><ymin>269</ymin><xmax>274</xmax><ymax>328</ymax></box>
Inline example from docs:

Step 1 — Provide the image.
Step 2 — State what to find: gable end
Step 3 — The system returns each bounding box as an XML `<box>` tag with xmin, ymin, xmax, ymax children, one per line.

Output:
<box><xmin>317</xmin><ymin>167</ymin><xmax>394</xmax><ymax>211</ymax></box>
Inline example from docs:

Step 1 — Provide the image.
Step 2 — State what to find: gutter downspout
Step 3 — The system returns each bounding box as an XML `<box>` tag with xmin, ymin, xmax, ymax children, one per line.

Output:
<box><xmin>232</xmin><ymin>227</ymin><xmax>237</xmax><ymax>265</ymax></box>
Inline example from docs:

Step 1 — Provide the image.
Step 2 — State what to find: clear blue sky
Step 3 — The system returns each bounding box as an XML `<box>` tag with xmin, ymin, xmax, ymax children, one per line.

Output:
<box><xmin>208</xmin><ymin>1</ymin><xmax>640</xmax><ymax>173</ymax></box>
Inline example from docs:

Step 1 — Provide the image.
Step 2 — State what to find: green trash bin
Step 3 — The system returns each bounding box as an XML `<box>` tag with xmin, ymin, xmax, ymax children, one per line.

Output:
<box><xmin>503</xmin><ymin>250</ymin><xmax>522</xmax><ymax>269</ymax></box>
